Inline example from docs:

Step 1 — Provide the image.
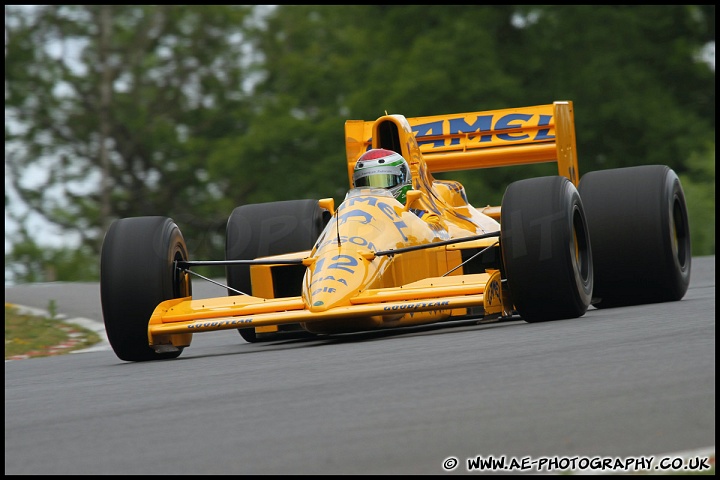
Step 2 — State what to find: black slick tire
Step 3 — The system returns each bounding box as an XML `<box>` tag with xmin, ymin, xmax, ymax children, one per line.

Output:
<box><xmin>578</xmin><ymin>165</ymin><xmax>691</xmax><ymax>308</ymax></box>
<box><xmin>501</xmin><ymin>176</ymin><xmax>593</xmax><ymax>322</ymax></box>
<box><xmin>100</xmin><ymin>217</ymin><xmax>191</xmax><ymax>361</ymax></box>
<box><xmin>225</xmin><ymin>199</ymin><xmax>329</xmax><ymax>342</ymax></box>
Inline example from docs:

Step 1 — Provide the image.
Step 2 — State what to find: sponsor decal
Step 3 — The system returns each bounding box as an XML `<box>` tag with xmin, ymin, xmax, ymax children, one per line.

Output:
<box><xmin>312</xmin><ymin>285</ymin><xmax>336</xmax><ymax>296</ymax></box>
<box><xmin>345</xmin><ymin>196</ymin><xmax>410</xmax><ymax>240</ymax></box>
<box><xmin>187</xmin><ymin>318</ymin><xmax>253</xmax><ymax>329</ymax></box>
<box><xmin>317</xmin><ymin>235</ymin><xmax>377</xmax><ymax>252</ymax></box>
<box><xmin>413</xmin><ymin>113</ymin><xmax>554</xmax><ymax>149</ymax></box>
<box><xmin>310</xmin><ymin>275</ymin><xmax>348</xmax><ymax>287</ymax></box>
<box><xmin>383</xmin><ymin>300</ymin><xmax>450</xmax><ymax>311</ymax></box>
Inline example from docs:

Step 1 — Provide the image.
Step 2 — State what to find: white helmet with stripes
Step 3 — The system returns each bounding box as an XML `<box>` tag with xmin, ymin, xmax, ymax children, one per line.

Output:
<box><xmin>352</xmin><ymin>149</ymin><xmax>411</xmax><ymax>203</ymax></box>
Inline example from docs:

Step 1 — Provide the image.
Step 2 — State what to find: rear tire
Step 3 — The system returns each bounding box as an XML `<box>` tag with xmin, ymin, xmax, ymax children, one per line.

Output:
<box><xmin>579</xmin><ymin>165</ymin><xmax>691</xmax><ymax>308</ymax></box>
<box><xmin>101</xmin><ymin>217</ymin><xmax>191</xmax><ymax>361</ymax></box>
<box><xmin>226</xmin><ymin>199</ymin><xmax>330</xmax><ymax>342</ymax></box>
<box><xmin>501</xmin><ymin>176</ymin><xmax>593</xmax><ymax>322</ymax></box>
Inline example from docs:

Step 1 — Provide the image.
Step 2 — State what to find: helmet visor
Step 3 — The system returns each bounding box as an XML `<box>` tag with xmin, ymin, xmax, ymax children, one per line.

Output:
<box><xmin>353</xmin><ymin>164</ymin><xmax>405</xmax><ymax>189</ymax></box>
<box><xmin>354</xmin><ymin>173</ymin><xmax>403</xmax><ymax>189</ymax></box>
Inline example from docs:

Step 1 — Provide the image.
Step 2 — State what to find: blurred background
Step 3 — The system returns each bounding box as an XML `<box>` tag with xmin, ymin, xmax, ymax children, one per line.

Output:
<box><xmin>4</xmin><ymin>5</ymin><xmax>715</xmax><ymax>285</ymax></box>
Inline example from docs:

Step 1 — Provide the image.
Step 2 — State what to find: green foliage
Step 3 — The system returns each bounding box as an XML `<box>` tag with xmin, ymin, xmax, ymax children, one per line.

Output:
<box><xmin>4</xmin><ymin>5</ymin><xmax>715</xmax><ymax>283</ymax></box>
<box><xmin>47</xmin><ymin>299</ymin><xmax>58</xmax><ymax>320</ymax></box>
<box><xmin>5</xmin><ymin>235</ymin><xmax>100</xmax><ymax>284</ymax></box>
<box><xmin>679</xmin><ymin>142</ymin><xmax>716</xmax><ymax>256</ymax></box>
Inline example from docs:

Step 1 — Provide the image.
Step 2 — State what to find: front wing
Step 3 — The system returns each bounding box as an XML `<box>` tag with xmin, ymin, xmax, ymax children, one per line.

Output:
<box><xmin>148</xmin><ymin>270</ymin><xmax>506</xmax><ymax>348</ymax></box>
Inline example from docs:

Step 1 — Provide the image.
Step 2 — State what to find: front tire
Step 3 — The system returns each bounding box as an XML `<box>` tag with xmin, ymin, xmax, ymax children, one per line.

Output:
<box><xmin>579</xmin><ymin>165</ymin><xmax>691</xmax><ymax>308</ymax></box>
<box><xmin>100</xmin><ymin>217</ymin><xmax>191</xmax><ymax>361</ymax></box>
<box><xmin>226</xmin><ymin>199</ymin><xmax>330</xmax><ymax>342</ymax></box>
<box><xmin>501</xmin><ymin>176</ymin><xmax>593</xmax><ymax>322</ymax></box>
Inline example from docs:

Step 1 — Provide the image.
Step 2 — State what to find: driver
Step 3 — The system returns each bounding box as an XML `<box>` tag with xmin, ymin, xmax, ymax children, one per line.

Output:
<box><xmin>352</xmin><ymin>148</ymin><xmax>412</xmax><ymax>204</ymax></box>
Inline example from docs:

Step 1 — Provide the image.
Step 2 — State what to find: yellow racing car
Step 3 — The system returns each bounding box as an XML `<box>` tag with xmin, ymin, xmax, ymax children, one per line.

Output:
<box><xmin>100</xmin><ymin>101</ymin><xmax>691</xmax><ymax>361</ymax></box>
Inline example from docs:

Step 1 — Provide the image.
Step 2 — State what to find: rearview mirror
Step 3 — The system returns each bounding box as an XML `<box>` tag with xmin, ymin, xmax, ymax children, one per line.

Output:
<box><xmin>404</xmin><ymin>190</ymin><xmax>422</xmax><ymax>211</ymax></box>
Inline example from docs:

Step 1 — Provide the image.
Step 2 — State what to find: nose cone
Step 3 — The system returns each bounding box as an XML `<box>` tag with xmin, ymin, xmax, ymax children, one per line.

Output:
<box><xmin>302</xmin><ymin>191</ymin><xmax>410</xmax><ymax>313</ymax></box>
<box><xmin>303</xmin><ymin>247</ymin><xmax>379</xmax><ymax>313</ymax></box>
<box><xmin>305</xmin><ymin>254</ymin><xmax>365</xmax><ymax>313</ymax></box>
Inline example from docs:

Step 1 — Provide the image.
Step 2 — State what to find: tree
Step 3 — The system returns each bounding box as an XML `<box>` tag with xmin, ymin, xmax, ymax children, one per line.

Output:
<box><xmin>5</xmin><ymin>5</ymin><xmax>258</xmax><ymax>281</ymax></box>
<box><xmin>508</xmin><ymin>5</ymin><xmax>715</xmax><ymax>174</ymax></box>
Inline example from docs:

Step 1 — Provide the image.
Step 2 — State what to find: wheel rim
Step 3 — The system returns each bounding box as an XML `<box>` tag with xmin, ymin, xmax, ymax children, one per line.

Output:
<box><xmin>671</xmin><ymin>194</ymin><xmax>690</xmax><ymax>269</ymax></box>
<box><xmin>172</xmin><ymin>251</ymin><xmax>190</xmax><ymax>298</ymax></box>
<box><xmin>571</xmin><ymin>205</ymin><xmax>591</xmax><ymax>284</ymax></box>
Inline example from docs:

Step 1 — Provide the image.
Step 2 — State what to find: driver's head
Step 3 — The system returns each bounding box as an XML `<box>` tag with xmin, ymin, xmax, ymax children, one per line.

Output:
<box><xmin>352</xmin><ymin>149</ymin><xmax>411</xmax><ymax>203</ymax></box>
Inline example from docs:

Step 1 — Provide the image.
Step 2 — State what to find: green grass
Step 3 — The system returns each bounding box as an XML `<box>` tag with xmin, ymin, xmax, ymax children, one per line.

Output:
<box><xmin>4</xmin><ymin>304</ymin><xmax>101</xmax><ymax>360</ymax></box>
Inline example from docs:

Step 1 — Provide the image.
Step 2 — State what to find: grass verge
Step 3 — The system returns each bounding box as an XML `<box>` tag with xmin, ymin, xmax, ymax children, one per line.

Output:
<box><xmin>5</xmin><ymin>304</ymin><xmax>101</xmax><ymax>360</ymax></box>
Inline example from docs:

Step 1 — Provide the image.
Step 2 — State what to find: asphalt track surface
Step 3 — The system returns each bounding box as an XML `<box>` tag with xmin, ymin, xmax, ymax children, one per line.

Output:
<box><xmin>4</xmin><ymin>256</ymin><xmax>715</xmax><ymax>475</ymax></box>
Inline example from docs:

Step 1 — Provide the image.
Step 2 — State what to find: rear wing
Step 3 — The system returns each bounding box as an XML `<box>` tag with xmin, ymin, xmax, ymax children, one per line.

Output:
<box><xmin>345</xmin><ymin>101</ymin><xmax>580</xmax><ymax>187</ymax></box>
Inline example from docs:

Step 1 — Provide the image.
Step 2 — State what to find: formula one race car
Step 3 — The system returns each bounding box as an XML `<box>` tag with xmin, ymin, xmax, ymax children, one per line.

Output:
<box><xmin>100</xmin><ymin>101</ymin><xmax>692</xmax><ymax>362</ymax></box>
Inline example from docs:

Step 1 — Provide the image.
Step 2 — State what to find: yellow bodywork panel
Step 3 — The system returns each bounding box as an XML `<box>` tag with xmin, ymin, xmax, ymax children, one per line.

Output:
<box><xmin>352</xmin><ymin>272</ymin><xmax>491</xmax><ymax>304</ymax></box>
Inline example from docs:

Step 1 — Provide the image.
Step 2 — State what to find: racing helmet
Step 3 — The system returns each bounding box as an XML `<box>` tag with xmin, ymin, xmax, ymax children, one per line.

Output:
<box><xmin>352</xmin><ymin>149</ymin><xmax>412</xmax><ymax>203</ymax></box>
